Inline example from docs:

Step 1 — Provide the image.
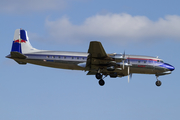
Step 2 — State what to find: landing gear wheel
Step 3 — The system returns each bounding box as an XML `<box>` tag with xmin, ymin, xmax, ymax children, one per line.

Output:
<box><xmin>155</xmin><ymin>80</ymin><xmax>162</xmax><ymax>87</ymax></box>
<box><xmin>99</xmin><ymin>79</ymin><xmax>105</xmax><ymax>86</ymax></box>
<box><xmin>96</xmin><ymin>73</ymin><xmax>102</xmax><ymax>79</ymax></box>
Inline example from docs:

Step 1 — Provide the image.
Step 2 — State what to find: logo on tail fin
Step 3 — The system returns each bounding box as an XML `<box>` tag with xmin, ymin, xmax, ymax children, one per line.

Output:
<box><xmin>14</xmin><ymin>39</ymin><xmax>26</xmax><ymax>43</ymax></box>
<box><xmin>13</xmin><ymin>29</ymin><xmax>28</xmax><ymax>43</ymax></box>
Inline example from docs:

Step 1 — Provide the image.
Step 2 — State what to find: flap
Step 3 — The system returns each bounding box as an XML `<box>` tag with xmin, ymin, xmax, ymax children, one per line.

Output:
<box><xmin>86</xmin><ymin>71</ymin><xmax>97</xmax><ymax>75</ymax></box>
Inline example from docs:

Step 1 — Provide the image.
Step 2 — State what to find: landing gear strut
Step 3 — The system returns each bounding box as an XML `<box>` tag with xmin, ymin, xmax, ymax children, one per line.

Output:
<box><xmin>155</xmin><ymin>76</ymin><xmax>162</xmax><ymax>87</ymax></box>
<box><xmin>95</xmin><ymin>73</ymin><xmax>106</xmax><ymax>86</ymax></box>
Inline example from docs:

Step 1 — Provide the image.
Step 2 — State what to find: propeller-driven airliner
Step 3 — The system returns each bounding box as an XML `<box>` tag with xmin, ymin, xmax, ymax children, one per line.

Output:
<box><xmin>6</xmin><ymin>29</ymin><xmax>175</xmax><ymax>86</ymax></box>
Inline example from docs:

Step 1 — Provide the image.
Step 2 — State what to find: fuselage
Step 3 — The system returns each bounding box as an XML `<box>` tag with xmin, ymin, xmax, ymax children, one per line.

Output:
<box><xmin>8</xmin><ymin>50</ymin><xmax>175</xmax><ymax>77</ymax></box>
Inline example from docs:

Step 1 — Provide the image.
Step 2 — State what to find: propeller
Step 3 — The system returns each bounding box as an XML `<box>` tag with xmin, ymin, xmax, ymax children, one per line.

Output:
<box><xmin>122</xmin><ymin>51</ymin><xmax>125</xmax><ymax>69</ymax></box>
<box><xmin>127</xmin><ymin>57</ymin><xmax>130</xmax><ymax>83</ymax></box>
<box><xmin>121</xmin><ymin>52</ymin><xmax>132</xmax><ymax>83</ymax></box>
<box><xmin>128</xmin><ymin>65</ymin><xmax>130</xmax><ymax>83</ymax></box>
<box><xmin>127</xmin><ymin>57</ymin><xmax>132</xmax><ymax>83</ymax></box>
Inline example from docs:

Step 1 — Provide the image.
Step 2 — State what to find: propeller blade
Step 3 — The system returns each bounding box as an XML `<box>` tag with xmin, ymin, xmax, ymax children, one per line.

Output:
<box><xmin>127</xmin><ymin>57</ymin><xmax>131</xmax><ymax>83</ymax></box>
<box><xmin>128</xmin><ymin>57</ymin><xmax>130</xmax><ymax>64</ymax></box>
<box><xmin>123</xmin><ymin>60</ymin><xmax>124</xmax><ymax>69</ymax></box>
<box><xmin>130</xmin><ymin>73</ymin><xmax>132</xmax><ymax>79</ymax></box>
<box><xmin>122</xmin><ymin>51</ymin><xmax>125</xmax><ymax>69</ymax></box>
<box><xmin>128</xmin><ymin>66</ymin><xmax>130</xmax><ymax>83</ymax></box>
<box><xmin>123</xmin><ymin>51</ymin><xmax>125</xmax><ymax>58</ymax></box>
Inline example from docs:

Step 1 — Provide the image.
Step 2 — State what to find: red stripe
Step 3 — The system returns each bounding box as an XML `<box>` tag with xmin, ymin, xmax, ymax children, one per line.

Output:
<box><xmin>128</xmin><ymin>58</ymin><xmax>157</xmax><ymax>61</ymax></box>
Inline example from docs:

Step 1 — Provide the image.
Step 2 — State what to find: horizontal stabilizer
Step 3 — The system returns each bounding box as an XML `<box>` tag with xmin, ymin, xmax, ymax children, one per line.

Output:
<box><xmin>14</xmin><ymin>60</ymin><xmax>27</xmax><ymax>65</ymax></box>
<box><xmin>11</xmin><ymin>52</ymin><xmax>26</xmax><ymax>59</ymax></box>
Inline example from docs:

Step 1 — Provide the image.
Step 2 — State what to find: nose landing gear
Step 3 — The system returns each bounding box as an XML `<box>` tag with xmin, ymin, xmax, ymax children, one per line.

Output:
<box><xmin>155</xmin><ymin>76</ymin><xmax>162</xmax><ymax>87</ymax></box>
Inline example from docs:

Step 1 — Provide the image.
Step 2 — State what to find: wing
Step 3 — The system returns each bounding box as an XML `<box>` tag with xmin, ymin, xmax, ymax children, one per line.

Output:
<box><xmin>88</xmin><ymin>41</ymin><xmax>107</xmax><ymax>58</ymax></box>
<box><xmin>86</xmin><ymin>41</ymin><xmax>113</xmax><ymax>71</ymax></box>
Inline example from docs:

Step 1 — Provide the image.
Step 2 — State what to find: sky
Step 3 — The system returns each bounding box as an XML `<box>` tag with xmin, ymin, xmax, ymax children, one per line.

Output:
<box><xmin>1</xmin><ymin>0</ymin><xmax>180</xmax><ymax>120</ymax></box>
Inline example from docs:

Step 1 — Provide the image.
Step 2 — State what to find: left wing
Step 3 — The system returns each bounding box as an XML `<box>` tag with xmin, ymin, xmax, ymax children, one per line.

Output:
<box><xmin>88</xmin><ymin>41</ymin><xmax>107</xmax><ymax>58</ymax></box>
<box><xmin>86</xmin><ymin>41</ymin><xmax>113</xmax><ymax>71</ymax></box>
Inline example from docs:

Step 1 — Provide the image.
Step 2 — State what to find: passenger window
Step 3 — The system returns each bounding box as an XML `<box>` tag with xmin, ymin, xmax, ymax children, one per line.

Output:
<box><xmin>47</xmin><ymin>56</ymin><xmax>49</xmax><ymax>58</ymax></box>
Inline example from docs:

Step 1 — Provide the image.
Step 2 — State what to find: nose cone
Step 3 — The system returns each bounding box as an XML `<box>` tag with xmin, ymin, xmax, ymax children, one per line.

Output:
<box><xmin>164</xmin><ymin>63</ymin><xmax>175</xmax><ymax>71</ymax></box>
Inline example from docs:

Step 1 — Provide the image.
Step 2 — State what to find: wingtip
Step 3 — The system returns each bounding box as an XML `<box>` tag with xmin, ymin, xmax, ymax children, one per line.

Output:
<box><xmin>90</xmin><ymin>41</ymin><xmax>101</xmax><ymax>43</ymax></box>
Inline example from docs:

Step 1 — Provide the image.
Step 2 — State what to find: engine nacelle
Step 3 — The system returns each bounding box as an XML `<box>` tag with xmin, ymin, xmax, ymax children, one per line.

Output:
<box><xmin>110</xmin><ymin>72</ymin><xmax>118</xmax><ymax>78</ymax></box>
<box><xmin>107</xmin><ymin>66</ymin><xmax>115</xmax><ymax>71</ymax></box>
<box><xmin>109</xmin><ymin>54</ymin><xmax>123</xmax><ymax>62</ymax></box>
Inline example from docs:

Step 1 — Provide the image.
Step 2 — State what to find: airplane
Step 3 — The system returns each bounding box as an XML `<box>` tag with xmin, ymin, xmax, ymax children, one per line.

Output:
<box><xmin>6</xmin><ymin>29</ymin><xmax>175</xmax><ymax>87</ymax></box>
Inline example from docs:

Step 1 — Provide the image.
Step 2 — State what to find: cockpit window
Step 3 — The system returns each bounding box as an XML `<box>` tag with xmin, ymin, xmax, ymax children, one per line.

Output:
<box><xmin>157</xmin><ymin>60</ymin><xmax>163</xmax><ymax>63</ymax></box>
<box><xmin>160</xmin><ymin>60</ymin><xmax>164</xmax><ymax>63</ymax></box>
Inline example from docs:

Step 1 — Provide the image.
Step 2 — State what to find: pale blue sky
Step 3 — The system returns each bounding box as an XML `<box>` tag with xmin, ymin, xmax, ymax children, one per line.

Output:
<box><xmin>1</xmin><ymin>0</ymin><xmax>180</xmax><ymax>120</ymax></box>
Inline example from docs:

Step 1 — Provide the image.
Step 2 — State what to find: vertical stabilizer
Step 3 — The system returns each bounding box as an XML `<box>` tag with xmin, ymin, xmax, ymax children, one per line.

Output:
<box><xmin>11</xmin><ymin>29</ymin><xmax>38</xmax><ymax>54</ymax></box>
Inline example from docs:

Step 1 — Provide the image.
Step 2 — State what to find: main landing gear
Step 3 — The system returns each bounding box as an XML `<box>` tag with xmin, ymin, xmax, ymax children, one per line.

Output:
<box><xmin>96</xmin><ymin>73</ymin><xmax>106</xmax><ymax>86</ymax></box>
<box><xmin>96</xmin><ymin>73</ymin><xmax>163</xmax><ymax>87</ymax></box>
<box><xmin>155</xmin><ymin>76</ymin><xmax>162</xmax><ymax>87</ymax></box>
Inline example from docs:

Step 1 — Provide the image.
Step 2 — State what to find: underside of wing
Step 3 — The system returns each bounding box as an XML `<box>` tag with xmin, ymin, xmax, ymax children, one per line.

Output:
<box><xmin>86</xmin><ymin>71</ymin><xmax>97</xmax><ymax>75</ymax></box>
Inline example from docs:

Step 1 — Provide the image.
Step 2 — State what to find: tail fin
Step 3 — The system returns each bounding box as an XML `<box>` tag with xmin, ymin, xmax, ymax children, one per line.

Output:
<box><xmin>11</xmin><ymin>29</ymin><xmax>38</xmax><ymax>54</ymax></box>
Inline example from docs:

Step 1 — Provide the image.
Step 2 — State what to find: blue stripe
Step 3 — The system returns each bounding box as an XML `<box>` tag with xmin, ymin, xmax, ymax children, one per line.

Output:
<box><xmin>11</xmin><ymin>42</ymin><xmax>22</xmax><ymax>53</ymax></box>
<box><xmin>46</xmin><ymin>60</ymin><xmax>54</xmax><ymax>62</ymax></box>
<box><xmin>25</xmin><ymin>54</ymin><xmax>87</xmax><ymax>59</ymax></box>
<box><xmin>20</xmin><ymin>29</ymin><xmax>27</xmax><ymax>41</ymax></box>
